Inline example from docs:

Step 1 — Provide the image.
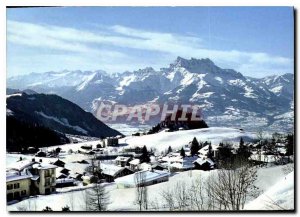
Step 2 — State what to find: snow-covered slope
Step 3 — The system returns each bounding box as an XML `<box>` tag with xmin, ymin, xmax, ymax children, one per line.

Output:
<box><xmin>120</xmin><ymin>127</ymin><xmax>256</xmax><ymax>153</ymax></box>
<box><xmin>245</xmin><ymin>171</ymin><xmax>294</xmax><ymax>210</ymax></box>
<box><xmin>7</xmin><ymin>165</ymin><xmax>293</xmax><ymax>211</ymax></box>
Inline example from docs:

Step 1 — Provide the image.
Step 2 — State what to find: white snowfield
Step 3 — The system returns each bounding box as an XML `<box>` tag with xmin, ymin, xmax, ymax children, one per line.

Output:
<box><xmin>244</xmin><ymin>171</ymin><xmax>294</xmax><ymax>210</ymax></box>
<box><xmin>121</xmin><ymin>127</ymin><xmax>256</xmax><ymax>152</ymax></box>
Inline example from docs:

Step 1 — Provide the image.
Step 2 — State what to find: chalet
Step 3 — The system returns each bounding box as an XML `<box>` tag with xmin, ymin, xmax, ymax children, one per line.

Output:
<box><xmin>115</xmin><ymin>156</ymin><xmax>132</xmax><ymax>167</ymax></box>
<box><xmin>151</xmin><ymin>164</ymin><xmax>165</xmax><ymax>171</ymax></box>
<box><xmin>193</xmin><ymin>158</ymin><xmax>215</xmax><ymax>171</ymax></box>
<box><xmin>129</xmin><ymin>159</ymin><xmax>140</xmax><ymax>171</ymax></box>
<box><xmin>35</xmin><ymin>151</ymin><xmax>47</xmax><ymax>157</ymax></box>
<box><xmin>56</xmin><ymin>167</ymin><xmax>70</xmax><ymax>179</ymax></box>
<box><xmin>56</xmin><ymin>178</ymin><xmax>75</xmax><ymax>188</ymax></box>
<box><xmin>115</xmin><ymin>170</ymin><xmax>170</xmax><ymax>188</ymax></box>
<box><xmin>169</xmin><ymin>156</ymin><xmax>197</xmax><ymax>171</ymax></box>
<box><xmin>100</xmin><ymin>164</ymin><xmax>134</xmax><ymax>182</ymax></box>
<box><xmin>69</xmin><ymin>172</ymin><xmax>83</xmax><ymax>181</ymax></box>
<box><xmin>139</xmin><ymin>162</ymin><xmax>152</xmax><ymax>171</ymax></box>
<box><xmin>198</xmin><ymin>144</ymin><xmax>220</xmax><ymax>158</ymax></box>
<box><xmin>52</xmin><ymin>159</ymin><xmax>66</xmax><ymax>168</ymax></box>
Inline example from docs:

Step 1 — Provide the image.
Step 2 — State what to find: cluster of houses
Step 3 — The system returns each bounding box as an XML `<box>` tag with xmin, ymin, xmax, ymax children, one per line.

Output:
<box><xmin>7</xmin><ymin>138</ymin><xmax>218</xmax><ymax>203</ymax></box>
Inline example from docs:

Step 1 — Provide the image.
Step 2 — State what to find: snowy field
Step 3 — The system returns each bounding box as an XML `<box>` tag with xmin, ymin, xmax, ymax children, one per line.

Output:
<box><xmin>7</xmin><ymin>165</ymin><xmax>293</xmax><ymax>211</ymax></box>
<box><xmin>6</xmin><ymin>127</ymin><xmax>293</xmax><ymax>211</ymax></box>
<box><xmin>121</xmin><ymin>127</ymin><xmax>257</xmax><ymax>153</ymax></box>
<box><xmin>7</xmin><ymin>127</ymin><xmax>257</xmax><ymax>155</ymax></box>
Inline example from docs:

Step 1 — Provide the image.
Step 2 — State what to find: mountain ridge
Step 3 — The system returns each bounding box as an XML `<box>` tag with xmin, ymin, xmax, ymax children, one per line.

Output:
<box><xmin>7</xmin><ymin>57</ymin><xmax>294</xmax><ymax>132</ymax></box>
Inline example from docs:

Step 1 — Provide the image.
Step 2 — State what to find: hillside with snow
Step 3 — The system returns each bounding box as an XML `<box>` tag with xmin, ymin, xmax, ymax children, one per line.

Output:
<box><xmin>245</xmin><ymin>171</ymin><xmax>294</xmax><ymax>210</ymax></box>
<box><xmin>121</xmin><ymin>127</ymin><xmax>256</xmax><ymax>153</ymax></box>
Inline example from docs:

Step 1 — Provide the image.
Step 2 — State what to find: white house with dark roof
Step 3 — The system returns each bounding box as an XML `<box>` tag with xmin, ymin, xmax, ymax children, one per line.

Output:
<box><xmin>100</xmin><ymin>163</ymin><xmax>133</xmax><ymax>182</ymax></box>
<box><xmin>115</xmin><ymin>156</ymin><xmax>132</xmax><ymax>167</ymax></box>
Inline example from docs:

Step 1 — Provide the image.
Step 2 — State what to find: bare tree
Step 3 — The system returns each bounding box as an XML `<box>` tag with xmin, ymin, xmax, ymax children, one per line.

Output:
<box><xmin>68</xmin><ymin>191</ymin><xmax>75</xmax><ymax>211</ymax></box>
<box><xmin>282</xmin><ymin>163</ymin><xmax>294</xmax><ymax>175</ymax></box>
<box><xmin>87</xmin><ymin>183</ymin><xmax>110</xmax><ymax>211</ymax></box>
<box><xmin>207</xmin><ymin>159</ymin><xmax>260</xmax><ymax>210</ymax></box>
<box><xmin>189</xmin><ymin>178</ymin><xmax>205</xmax><ymax>210</ymax></box>
<box><xmin>134</xmin><ymin>171</ymin><xmax>148</xmax><ymax>211</ymax></box>
<box><xmin>161</xmin><ymin>186</ymin><xmax>176</xmax><ymax>210</ymax></box>
<box><xmin>174</xmin><ymin>182</ymin><xmax>189</xmax><ymax>210</ymax></box>
<box><xmin>17</xmin><ymin>205</ymin><xmax>28</xmax><ymax>211</ymax></box>
<box><xmin>161</xmin><ymin>181</ymin><xmax>191</xmax><ymax>211</ymax></box>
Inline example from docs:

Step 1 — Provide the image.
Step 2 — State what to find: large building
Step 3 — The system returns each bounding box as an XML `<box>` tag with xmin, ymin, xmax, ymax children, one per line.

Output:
<box><xmin>6</xmin><ymin>171</ymin><xmax>31</xmax><ymax>202</ymax></box>
<box><xmin>6</xmin><ymin>159</ymin><xmax>57</xmax><ymax>202</ymax></box>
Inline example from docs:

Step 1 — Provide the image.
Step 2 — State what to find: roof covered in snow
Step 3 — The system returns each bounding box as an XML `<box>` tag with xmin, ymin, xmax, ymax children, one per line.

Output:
<box><xmin>6</xmin><ymin>170</ymin><xmax>31</xmax><ymax>182</ymax></box>
<box><xmin>129</xmin><ymin>159</ymin><xmax>140</xmax><ymax>165</ymax></box>
<box><xmin>32</xmin><ymin>163</ymin><xmax>57</xmax><ymax>170</ymax></box>
<box><xmin>115</xmin><ymin>170</ymin><xmax>169</xmax><ymax>185</ymax></box>
<box><xmin>8</xmin><ymin>160</ymin><xmax>57</xmax><ymax>171</ymax></box>
<box><xmin>194</xmin><ymin>158</ymin><xmax>215</xmax><ymax>166</ymax></box>
<box><xmin>100</xmin><ymin>164</ymin><xmax>129</xmax><ymax>177</ymax></box>
<box><xmin>7</xmin><ymin>160</ymin><xmax>36</xmax><ymax>171</ymax></box>
<box><xmin>115</xmin><ymin>156</ymin><xmax>131</xmax><ymax>162</ymax></box>
<box><xmin>198</xmin><ymin>144</ymin><xmax>219</xmax><ymax>156</ymax></box>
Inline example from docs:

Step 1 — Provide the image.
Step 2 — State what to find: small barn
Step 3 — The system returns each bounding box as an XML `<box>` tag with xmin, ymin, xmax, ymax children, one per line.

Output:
<box><xmin>115</xmin><ymin>170</ymin><xmax>170</xmax><ymax>188</ymax></box>
<box><xmin>193</xmin><ymin>158</ymin><xmax>215</xmax><ymax>171</ymax></box>
<box><xmin>129</xmin><ymin>159</ymin><xmax>140</xmax><ymax>171</ymax></box>
<box><xmin>52</xmin><ymin>159</ymin><xmax>66</xmax><ymax>168</ymax></box>
<box><xmin>100</xmin><ymin>164</ymin><xmax>133</xmax><ymax>182</ymax></box>
<box><xmin>56</xmin><ymin>178</ymin><xmax>75</xmax><ymax>188</ymax></box>
<box><xmin>115</xmin><ymin>156</ymin><xmax>132</xmax><ymax>167</ymax></box>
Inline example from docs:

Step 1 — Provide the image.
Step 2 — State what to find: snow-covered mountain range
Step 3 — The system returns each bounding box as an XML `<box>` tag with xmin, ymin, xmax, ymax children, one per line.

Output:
<box><xmin>7</xmin><ymin>57</ymin><xmax>294</xmax><ymax>132</ymax></box>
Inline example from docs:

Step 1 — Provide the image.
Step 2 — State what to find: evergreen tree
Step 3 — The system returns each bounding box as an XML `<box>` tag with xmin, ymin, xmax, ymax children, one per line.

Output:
<box><xmin>42</xmin><ymin>206</ymin><xmax>53</xmax><ymax>211</ymax></box>
<box><xmin>167</xmin><ymin>146</ymin><xmax>173</xmax><ymax>154</ymax></box>
<box><xmin>237</xmin><ymin>137</ymin><xmax>251</xmax><ymax>160</ymax></box>
<box><xmin>87</xmin><ymin>183</ymin><xmax>110</xmax><ymax>211</ymax></box>
<box><xmin>180</xmin><ymin>147</ymin><xmax>186</xmax><ymax>158</ymax></box>
<box><xmin>140</xmin><ymin>145</ymin><xmax>150</xmax><ymax>163</ymax></box>
<box><xmin>62</xmin><ymin>206</ymin><xmax>70</xmax><ymax>211</ymax></box>
<box><xmin>190</xmin><ymin>137</ymin><xmax>200</xmax><ymax>156</ymax></box>
<box><xmin>240</xmin><ymin>137</ymin><xmax>244</xmax><ymax>147</ymax></box>
<box><xmin>286</xmin><ymin>134</ymin><xmax>294</xmax><ymax>156</ymax></box>
<box><xmin>217</xmin><ymin>142</ymin><xmax>233</xmax><ymax>162</ymax></box>
<box><xmin>207</xmin><ymin>143</ymin><xmax>213</xmax><ymax>159</ymax></box>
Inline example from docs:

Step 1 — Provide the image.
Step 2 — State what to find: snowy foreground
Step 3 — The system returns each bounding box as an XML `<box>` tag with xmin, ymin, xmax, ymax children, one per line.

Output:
<box><xmin>7</xmin><ymin>165</ymin><xmax>293</xmax><ymax>211</ymax></box>
<box><xmin>6</xmin><ymin>127</ymin><xmax>293</xmax><ymax>211</ymax></box>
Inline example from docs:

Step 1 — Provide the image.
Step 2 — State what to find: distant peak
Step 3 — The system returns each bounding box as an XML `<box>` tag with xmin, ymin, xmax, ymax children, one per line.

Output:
<box><xmin>134</xmin><ymin>67</ymin><xmax>156</xmax><ymax>74</ymax></box>
<box><xmin>171</xmin><ymin>57</ymin><xmax>218</xmax><ymax>73</ymax></box>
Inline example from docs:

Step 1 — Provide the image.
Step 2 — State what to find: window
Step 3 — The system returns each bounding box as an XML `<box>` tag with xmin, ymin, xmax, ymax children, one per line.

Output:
<box><xmin>45</xmin><ymin>178</ymin><xmax>50</xmax><ymax>186</ymax></box>
<box><xmin>21</xmin><ymin>190</ymin><xmax>26</xmax><ymax>196</ymax></box>
<box><xmin>14</xmin><ymin>183</ymin><xmax>20</xmax><ymax>189</ymax></box>
<box><xmin>7</xmin><ymin>184</ymin><xmax>13</xmax><ymax>190</ymax></box>
<box><xmin>7</xmin><ymin>193</ymin><xmax>13</xmax><ymax>201</ymax></box>
<box><xmin>44</xmin><ymin>170</ymin><xmax>50</xmax><ymax>177</ymax></box>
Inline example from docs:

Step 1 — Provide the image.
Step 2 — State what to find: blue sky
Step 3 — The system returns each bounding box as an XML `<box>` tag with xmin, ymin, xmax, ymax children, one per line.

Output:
<box><xmin>7</xmin><ymin>7</ymin><xmax>294</xmax><ymax>77</ymax></box>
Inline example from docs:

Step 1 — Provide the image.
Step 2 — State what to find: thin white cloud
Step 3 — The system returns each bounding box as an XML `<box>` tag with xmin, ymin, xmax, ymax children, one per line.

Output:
<box><xmin>7</xmin><ymin>20</ymin><xmax>293</xmax><ymax>77</ymax></box>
